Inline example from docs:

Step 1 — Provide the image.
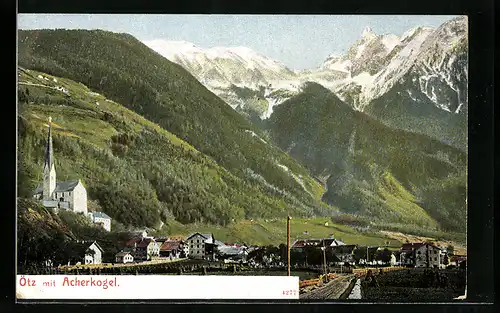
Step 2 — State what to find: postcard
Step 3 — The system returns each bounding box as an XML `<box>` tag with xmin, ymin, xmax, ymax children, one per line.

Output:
<box><xmin>17</xmin><ymin>14</ymin><xmax>467</xmax><ymax>301</ymax></box>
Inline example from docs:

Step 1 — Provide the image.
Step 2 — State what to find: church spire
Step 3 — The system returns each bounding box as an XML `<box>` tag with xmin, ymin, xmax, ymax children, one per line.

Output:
<box><xmin>43</xmin><ymin>116</ymin><xmax>56</xmax><ymax>200</ymax></box>
<box><xmin>43</xmin><ymin>116</ymin><xmax>54</xmax><ymax>171</ymax></box>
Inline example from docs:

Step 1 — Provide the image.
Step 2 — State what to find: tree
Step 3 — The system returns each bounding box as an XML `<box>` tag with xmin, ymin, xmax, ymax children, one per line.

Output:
<box><xmin>443</xmin><ymin>254</ymin><xmax>449</xmax><ymax>266</ymax></box>
<box><xmin>376</xmin><ymin>248</ymin><xmax>392</xmax><ymax>265</ymax></box>
<box><xmin>446</xmin><ymin>245</ymin><xmax>454</xmax><ymax>256</ymax></box>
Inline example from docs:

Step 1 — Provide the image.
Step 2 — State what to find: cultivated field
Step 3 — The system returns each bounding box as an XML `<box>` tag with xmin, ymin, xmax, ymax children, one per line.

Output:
<box><xmin>361</xmin><ymin>268</ymin><xmax>466</xmax><ymax>302</ymax></box>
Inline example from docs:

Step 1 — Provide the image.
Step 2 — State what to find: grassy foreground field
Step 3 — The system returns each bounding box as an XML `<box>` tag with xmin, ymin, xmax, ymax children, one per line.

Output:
<box><xmin>155</xmin><ymin>217</ymin><xmax>401</xmax><ymax>247</ymax></box>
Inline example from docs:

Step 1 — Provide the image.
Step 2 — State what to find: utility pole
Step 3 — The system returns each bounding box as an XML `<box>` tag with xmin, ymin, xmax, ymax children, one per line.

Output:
<box><xmin>367</xmin><ymin>246</ymin><xmax>369</xmax><ymax>265</ymax></box>
<box><xmin>287</xmin><ymin>216</ymin><xmax>291</xmax><ymax>276</ymax></box>
<box><xmin>322</xmin><ymin>240</ymin><xmax>327</xmax><ymax>276</ymax></box>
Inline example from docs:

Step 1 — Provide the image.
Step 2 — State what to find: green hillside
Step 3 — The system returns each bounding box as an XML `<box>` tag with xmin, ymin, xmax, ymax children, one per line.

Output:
<box><xmin>154</xmin><ymin>217</ymin><xmax>401</xmax><ymax>247</ymax></box>
<box><xmin>266</xmin><ymin>82</ymin><xmax>467</xmax><ymax>233</ymax></box>
<box><xmin>18</xmin><ymin>68</ymin><xmax>333</xmax><ymax>228</ymax></box>
<box><xmin>17</xmin><ymin>29</ymin><xmax>325</xmax><ymax>213</ymax></box>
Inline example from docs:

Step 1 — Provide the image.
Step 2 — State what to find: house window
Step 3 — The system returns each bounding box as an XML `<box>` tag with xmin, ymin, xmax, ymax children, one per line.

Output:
<box><xmin>434</xmin><ymin>257</ymin><xmax>437</xmax><ymax>261</ymax></box>
<box><xmin>197</xmin><ymin>240</ymin><xmax>200</xmax><ymax>243</ymax></box>
<box><xmin>197</xmin><ymin>245</ymin><xmax>199</xmax><ymax>248</ymax></box>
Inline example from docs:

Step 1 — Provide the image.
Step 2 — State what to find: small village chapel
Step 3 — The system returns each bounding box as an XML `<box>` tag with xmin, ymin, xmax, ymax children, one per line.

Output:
<box><xmin>33</xmin><ymin>117</ymin><xmax>88</xmax><ymax>214</ymax></box>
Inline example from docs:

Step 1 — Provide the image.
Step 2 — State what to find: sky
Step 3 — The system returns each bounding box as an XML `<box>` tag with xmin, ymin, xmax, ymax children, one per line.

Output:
<box><xmin>18</xmin><ymin>14</ymin><xmax>459</xmax><ymax>70</ymax></box>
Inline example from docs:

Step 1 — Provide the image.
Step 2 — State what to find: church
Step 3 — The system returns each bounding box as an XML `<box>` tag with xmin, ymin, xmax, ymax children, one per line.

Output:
<box><xmin>33</xmin><ymin>117</ymin><xmax>88</xmax><ymax>215</ymax></box>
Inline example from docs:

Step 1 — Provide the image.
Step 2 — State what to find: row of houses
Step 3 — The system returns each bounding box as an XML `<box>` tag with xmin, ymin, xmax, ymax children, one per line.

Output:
<box><xmin>70</xmin><ymin>230</ymin><xmax>249</xmax><ymax>266</ymax></box>
<box><xmin>290</xmin><ymin>238</ymin><xmax>466</xmax><ymax>268</ymax></box>
<box><xmin>114</xmin><ymin>231</ymin><xmax>249</xmax><ymax>264</ymax></box>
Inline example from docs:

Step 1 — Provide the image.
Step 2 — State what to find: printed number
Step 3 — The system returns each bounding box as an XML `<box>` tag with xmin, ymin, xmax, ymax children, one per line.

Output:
<box><xmin>282</xmin><ymin>290</ymin><xmax>298</xmax><ymax>296</ymax></box>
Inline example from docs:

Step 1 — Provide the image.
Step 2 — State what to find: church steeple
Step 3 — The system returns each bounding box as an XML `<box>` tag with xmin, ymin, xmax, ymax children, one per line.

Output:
<box><xmin>43</xmin><ymin>116</ymin><xmax>56</xmax><ymax>200</ymax></box>
<box><xmin>43</xmin><ymin>116</ymin><xmax>54</xmax><ymax>171</ymax></box>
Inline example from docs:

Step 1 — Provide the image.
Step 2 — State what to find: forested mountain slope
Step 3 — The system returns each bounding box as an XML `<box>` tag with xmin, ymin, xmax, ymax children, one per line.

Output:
<box><xmin>266</xmin><ymin>83</ymin><xmax>467</xmax><ymax>232</ymax></box>
<box><xmin>18</xmin><ymin>68</ymin><xmax>332</xmax><ymax>229</ymax></box>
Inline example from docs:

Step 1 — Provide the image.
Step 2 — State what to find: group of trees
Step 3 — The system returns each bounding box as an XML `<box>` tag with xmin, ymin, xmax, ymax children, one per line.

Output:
<box><xmin>17</xmin><ymin>198</ymin><xmax>123</xmax><ymax>273</ymax></box>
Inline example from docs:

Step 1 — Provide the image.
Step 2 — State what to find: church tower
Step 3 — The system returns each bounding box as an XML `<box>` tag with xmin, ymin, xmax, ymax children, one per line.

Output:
<box><xmin>43</xmin><ymin>116</ymin><xmax>56</xmax><ymax>200</ymax></box>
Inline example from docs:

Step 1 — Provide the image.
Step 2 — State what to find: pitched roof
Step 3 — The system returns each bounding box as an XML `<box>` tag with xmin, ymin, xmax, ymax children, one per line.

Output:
<box><xmin>292</xmin><ymin>239</ymin><xmax>323</xmax><ymax>248</ymax></box>
<box><xmin>168</xmin><ymin>235</ymin><xmax>184</xmax><ymax>241</ymax></box>
<box><xmin>214</xmin><ymin>240</ymin><xmax>226</xmax><ymax>246</ymax></box>
<box><xmin>89</xmin><ymin>241</ymin><xmax>104</xmax><ymax>253</ymax></box>
<box><xmin>400</xmin><ymin>243</ymin><xmax>425</xmax><ymax>251</ymax></box>
<box><xmin>74</xmin><ymin>240</ymin><xmax>104</xmax><ymax>254</ymax></box>
<box><xmin>54</xmin><ymin>180</ymin><xmax>81</xmax><ymax>192</ymax></box>
<box><xmin>218</xmin><ymin>245</ymin><xmax>247</xmax><ymax>256</ymax></box>
<box><xmin>186</xmin><ymin>232</ymin><xmax>213</xmax><ymax>241</ymax></box>
<box><xmin>401</xmin><ymin>242</ymin><xmax>441</xmax><ymax>251</ymax></box>
<box><xmin>125</xmin><ymin>237</ymin><xmax>142</xmax><ymax>247</ymax></box>
<box><xmin>136</xmin><ymin>238</ymin><xmax>156</xmax><ymax>248</ymax></box>
<box><xmin>323</xmin><ymin>238</ymin><xmax>345</xmax><ymax>247</ymax></box>
<box><xmin>155</xmin><ymin>237</ymin><xmax>170</xmax><ymax>243</ymax></box>
<box><xmin>160</xmin><ymin>240</ymin><xmax>181</xmax><ymax>251</ymax></box>
<box><xmin>330</xmin><ymin>244</ymin><xmax>357</xmax><ymax>254</ymax></box>
<box><xmin>34</xmin><ymin>180</ymin><xmax>82</xmax><ymax>195</ymax></box>
<box><xmin>91</xmin><ymin>211</ymin><xmax>111</xmax><ymax>219</ymax></box>
<box><xmin>115</xmin><ymin>251</ymin><xmax>133</xmax><ymax>257</ymax></box>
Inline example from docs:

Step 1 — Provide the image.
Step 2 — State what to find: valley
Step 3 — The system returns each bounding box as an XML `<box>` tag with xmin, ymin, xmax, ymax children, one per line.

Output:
<box><xmin>17</xmin><ymin>17</ymin><xmax>467</xmax><ymax>262</ymax></box>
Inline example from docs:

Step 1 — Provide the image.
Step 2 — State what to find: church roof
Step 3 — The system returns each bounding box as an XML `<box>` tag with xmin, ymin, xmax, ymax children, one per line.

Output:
<box><xmin>55</xmin><ymin>180</ymin><xmax>80</xmax><ymax>192</ymax></box>
<box><xmin>33</xmin><ymin>180</ymin><xmax>81</xmax><ymax>195</ymax></box>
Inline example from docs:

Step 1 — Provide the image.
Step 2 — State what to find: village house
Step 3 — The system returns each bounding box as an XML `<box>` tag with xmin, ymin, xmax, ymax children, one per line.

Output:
<box><xmin>328</xmin><ymin>244</ymin><xmax>357</xmax><ymax>265</ymax></box>
<box><xmin>215</xmin><ymin>241</ymin><xmax>249</xmax><ymax>263</ymax></box>
<box><xmin>400</xmin><ymin>243</ymin><xmax>442</xmax><ymax>268</ymax></box>
<box><xmin>125</xmin><ymin>237</ymin><xmax>160</xmax><ymax>261</ymax></box>
<box><xmin>185</xmin><ymin>233</ymin><xmax>216</xmax><ymax>260</ymax></box>
<box><xmin>74</xmin><ymin>240</ymin><xmax>104</xmax><ymax>265</ymax></box>
<box><xmin>87</xmin><ymin>212</ymin><xmax>112</xmax><ymax>232</ymax></box>
<box><xmin>160</xmin><ymin>239</ymin><xmax>184</xmax><ymax>259</ymax></box>
<box><xmin>115</xmin><ymin>251</ymin><xmax>134</xmax><ymax>263</ymax></box>
<box><xmin>33</xmin><ymin>117</ymin><xmax>89</xmax><ymax>215</ymax></box>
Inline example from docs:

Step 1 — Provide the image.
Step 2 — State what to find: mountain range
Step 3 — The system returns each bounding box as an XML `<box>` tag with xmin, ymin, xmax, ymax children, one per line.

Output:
<box><xmin>146</xmin><ymin>16</ymin><xmax>468</xmax><ymax>151</ymax></box>
<box><xmin>17</xmin><ymin>20</ymin><xmax>467</xmax><ymax>238</ymax></box>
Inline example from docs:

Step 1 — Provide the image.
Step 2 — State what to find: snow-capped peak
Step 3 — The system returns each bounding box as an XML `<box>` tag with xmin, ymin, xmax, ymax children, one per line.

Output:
<box><xmin>361</xmin><ymin>26</ymin><xmax>377</xmax><ymax>41</ymax></box>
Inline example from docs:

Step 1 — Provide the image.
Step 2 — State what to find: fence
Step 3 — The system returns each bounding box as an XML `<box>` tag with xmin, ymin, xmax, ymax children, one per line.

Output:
<box><xmin>299</xmin><ymin>273</ymin><xmax>339</xmax><ymax>288</ymax></box>
<box><xmin>352</xmin><ymin>266</ymin><xmax>405</xmax><ymax>278</ymax></box>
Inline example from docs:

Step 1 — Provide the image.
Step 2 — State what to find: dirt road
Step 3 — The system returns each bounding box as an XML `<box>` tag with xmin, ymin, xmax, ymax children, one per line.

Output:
<box><xmin>300</xmin><ymin>274</ymin><xmax>355</xmax><ymax>299</ymax></box>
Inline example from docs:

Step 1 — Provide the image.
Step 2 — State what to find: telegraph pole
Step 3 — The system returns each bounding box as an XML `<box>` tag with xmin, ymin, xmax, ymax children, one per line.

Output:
<box><xmin>287</xmin><ymin>216</ymin><xmax>291</xmax><ymax>276</ymax></box>
<box><xmin>322</xmin><ymin>240</ymin><xmax>327</xmax><ymax>275</ymax></box>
